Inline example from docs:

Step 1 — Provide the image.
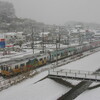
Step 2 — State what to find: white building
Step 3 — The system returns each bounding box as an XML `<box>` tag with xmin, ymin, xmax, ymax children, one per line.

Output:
<box><xmin>0</xmin><ymin>32</ymin><xmax>25</xmax><ymax>46</ymax></box>
<box><xmin>0</xmin><ymin>34</ymin><xmax>5</xmax><ymax>39</ymax></box>
<box><xmin>39</xmin><ymin>32</ymin><xmax>50</xmax><ymax>37</ymax></box>
<box><xmin>94</xmin><ymin>30</ymin><xmax>100</xmax><ymax>40</ymax></box>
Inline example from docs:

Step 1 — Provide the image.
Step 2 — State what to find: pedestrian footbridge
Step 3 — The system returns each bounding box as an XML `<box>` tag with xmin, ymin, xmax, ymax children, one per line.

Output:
<box><xmin>48</xmin><ymin>68</ymin><xmax>100</xmax><ymax>82</ymax></box>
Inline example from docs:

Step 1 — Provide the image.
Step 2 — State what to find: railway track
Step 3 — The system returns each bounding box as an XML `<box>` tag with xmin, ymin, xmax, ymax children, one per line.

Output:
<box><xmin>0</xmin><ymin>47</ymin><xmax>100</xmax><ymax>92</ymax></box>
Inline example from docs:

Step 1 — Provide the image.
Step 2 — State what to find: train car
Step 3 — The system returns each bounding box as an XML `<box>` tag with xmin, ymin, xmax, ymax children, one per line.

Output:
<box><xmin>1</xmin><ymin>65</ymin><xmax>11</xmax><ymax>76</ymax></box>
<box><xmin>0</xmin><ymin>53</ymin><xmax>49</xmax><ymax>77</ymax></box>
<box><xmin>36</xmin><ymin>54</ymin><xmax>48</xmax><ymax>66</ymax></box>
<box><xmin>0</xmin><ymin>68</ymin><xmax>1</xmax><ymax>76</ymax></box>
<box><xmin>75</xmin><ymin>45</ymin><xmax>83</xmax><ymax>54</ymax></box>
<box><xmin>89</xmin><ymin>40</ymin><xmax>100</xmax><ymax>49</ymax></box>
<box><xmin>93</xmin><ymin>41</ymin><xmax>100</xmax><ymax>47</ymax></box>
<box><xmin>0</xmin><ymin>59</ymin><xmax>29</xmax><ymax>77</ymax></box>
<box><xmin>48</xmin><ymin>40</ymin><xmax>100</xmax><ymax>63</ymax></box>
<box><xmin>60</xmin><ymin>49</ymin><xmax>67</xmax><ymax>59</ymax></box>
<box><xmin>1</xmin><ymin>40</ymin><xmax>100</xmax><ymax>77</ymax></box>
<box><xmin>82</xmin><ymin>43</ymin><xmax>91</xmax><ymax>51</ymax></box>
<box><xmin>12</xmin><ymin>60</ymin><xmax>28</xmax><ymax>74</ymax></box>
<box><xmin>66</xmin><ymin>47</ymin><xmax>76</xmax><ymax>56</ymax></box>
<box><xmin>26</xmin><ymin>58</ymin><xmax>38</xmax><ymax>70</ymax></box>
<box><xmin>48</xmin><ymin>49</ymin><xmax>65</xmax><ymax>62</ymax></box>
<box><xmin>48</xmin><ymin>46</ymin><xmax>77</xmax><ymax>62</ymax></box>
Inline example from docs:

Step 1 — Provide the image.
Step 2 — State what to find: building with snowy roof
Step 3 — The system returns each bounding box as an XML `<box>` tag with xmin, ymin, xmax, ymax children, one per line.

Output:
<box><xmin>94</xmin><ymin>30</ymin><xmax>100</xmax><ymax>40</ymax></box>
<box><xmin>0</xmin><ymin>32</ymin><xmax>25</xmax><ymax>47</ymax></box>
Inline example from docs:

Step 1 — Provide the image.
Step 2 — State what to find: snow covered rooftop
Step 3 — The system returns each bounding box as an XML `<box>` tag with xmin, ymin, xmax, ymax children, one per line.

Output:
<box><xmin>0</xmin><ymin>32</ymin><xmax>23</xmax><ymax>36</ymax></box>
<box><xmin>0</xmin><ymin>34</ymin><xmax>4</xmax><ymax>38</ymax></box>
<box><xmin>94</xmin><ymin>30</ymin><xmax>100</xmax><ymax>35</ymax></box>
<box><xmin>39</xmin><ymin>32</ymin><xmax>50</xmax><ymax>37</ymax></box>
<box><xmin>71</xmin><ymin>29</ymin><xmax>86</xmax><ymax>34</ymax></box>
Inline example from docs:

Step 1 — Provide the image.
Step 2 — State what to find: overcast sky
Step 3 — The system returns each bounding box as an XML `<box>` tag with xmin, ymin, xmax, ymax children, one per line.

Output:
<box><xmin>1</xmin><ymin>0</ymin><xmax>100</xmax><ymax>25</ymax></box>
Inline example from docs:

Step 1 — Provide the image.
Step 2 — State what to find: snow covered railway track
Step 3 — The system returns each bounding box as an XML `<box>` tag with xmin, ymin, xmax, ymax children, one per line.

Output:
<box><xmin>0</xmin><ymin>47</ymin><xmax>100</xmax><ymax>92</ymax></box>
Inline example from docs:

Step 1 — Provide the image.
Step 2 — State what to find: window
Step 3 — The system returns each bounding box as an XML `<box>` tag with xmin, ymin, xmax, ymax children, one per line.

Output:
<box><xmin>20</xmin><ymin>63</ymin><xmax>25</xmax><ymax>67</ymax></box>
<box><xmin>1</xmin><ymin>66</ymin><xmax>3</xmax><ymax>70</ymax></box>
<box><xmin>4</xmin><ymin>67</ymin><xmax>6</xmax><ymax>70</ymax></box>
<box><xmin>44</xmin><ymin>57</ymin><xmax>46</xmax><ymax>60</ymax></box>
<box><xmin>9</xmin><ymin>67</ymin><xmax>11</xmax><ymax>72</ymax></box>
<box><xmin>26</xmin><ymin>62</ymin><xmax>29</xmax><ymax>65</ymax></box>
<box><xmin>20</xmin><ymin>63</ymin><xmax>25</xmax><ymax>68</ymax></box>
<box><xmin>57</xmin><ymin>54</ymin><xmax>60</xmax><ymax>56</ymax></box>
<box><xmin>61</xmin><ymin>53</ymin><xmax>63</xmax><ymax>56</ymax></box>
<box><xmin>15</xmin><ymin>65</ymin><xmax>18</xmax><ymax>69</ymax></box>
<box><xmin>6</xmin><ymin>67</ymin><xmax>8</xmax><ymax>71</ymax></box>
<box><xmin>39</xmin><ymin>58</ymin><xmax>42</xmax><ymax>61</ymax></box>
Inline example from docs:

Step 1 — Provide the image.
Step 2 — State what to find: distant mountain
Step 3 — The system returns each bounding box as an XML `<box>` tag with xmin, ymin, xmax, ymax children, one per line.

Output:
<box><xmin>64</xmin><ymin>21</ymin><xmax>100</xmax><ymax>30</ymax></box>
<box><xmin>0</xmin><ymin>1</ymin><xmax>16</xmax><ymax>23</ymax></box>
<box><xmin>0</xmin><ymin>1</ymin><xmax>48</xmax><ymax>33</ymax></box>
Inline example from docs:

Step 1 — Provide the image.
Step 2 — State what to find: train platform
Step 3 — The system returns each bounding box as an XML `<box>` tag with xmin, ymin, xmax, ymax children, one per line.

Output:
<box><xmin>0</xmin><ymin>49</ymin><xmax>40</xmax><ymax>63</ymax></box>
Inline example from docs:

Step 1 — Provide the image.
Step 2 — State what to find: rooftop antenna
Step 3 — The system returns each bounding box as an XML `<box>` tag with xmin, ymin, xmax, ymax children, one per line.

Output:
<box><xmin>58</xmin><ymin>26</ymin><xmax>61</xmax><ymax>49</ymax></box>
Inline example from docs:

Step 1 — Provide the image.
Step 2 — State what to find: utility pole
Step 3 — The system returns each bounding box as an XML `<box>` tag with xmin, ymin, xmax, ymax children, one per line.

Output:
<box><xmin>58</xmin><ymin>26</ymin><xmax>61</xmax><ymax>49</ymax></box>
<box><xmin>78</xmin><ymin>29</ymin><xmax>83</xmax><ymax>45</ymax></box>
<box><xmin>67</xmin><ymin>34</ymin><xmax>70</xmax><ymax>46</ymax></box>
<box><xmin>42</xmin><ymin>28</ymin><xmax>45</xmax><ymax>53</ymax></box>
<box><xmin>56</xmin><ymin>37</ymin><xmax>58</xmax><ymax>66</ymax></box>
<box><xmin>58</xmin><ymin>34</ymin><xmax>61</xmax><ymax>49</ymax></box>
<box><xmin>31</xmin><ymin>26</ymin><xmax>34</xmax><ymax>54</ymax></box>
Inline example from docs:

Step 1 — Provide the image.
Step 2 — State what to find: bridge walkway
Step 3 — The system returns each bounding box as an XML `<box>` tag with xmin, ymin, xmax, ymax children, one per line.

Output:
<box><xmin>48</xmin><ymin>68</ymin><xmax>100</xmax><ymax>82</ymax></box>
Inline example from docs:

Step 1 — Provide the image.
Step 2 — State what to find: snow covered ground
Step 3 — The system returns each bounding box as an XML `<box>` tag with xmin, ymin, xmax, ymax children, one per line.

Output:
<box><xmin>58</xmin><ymin>51</ymin><xmax>100</xmax><ymax>100</ymax></box>
<box><xmin>0</xmin><ymin>50</ymin><xmax>100</xmax><ymax>100</ymax></box>
<box><xmin>75</xmin><ymin>86</ymin><xmax>100</xmax><ymax>100</ymax></box>
<box><xmin>57</xmin><ymin>51</ymin><xmax>100</xmax><ymax>72</ymax></box>
<box><xmin>0</xmin><ymin>71</ymin><xmax>70</xmax><ymax>100</ymax></box>
<box><xmin>0</xmin><ymin>49</ymin><xmax>40</xmax><ymax>63</ymax></box>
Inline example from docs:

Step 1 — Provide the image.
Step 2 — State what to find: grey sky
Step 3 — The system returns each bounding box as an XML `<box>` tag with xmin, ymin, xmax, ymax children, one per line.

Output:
<box><xmin>1</xmin><ymin>0</ymin><xmax>100</xmax><ymax>25</ymax></box>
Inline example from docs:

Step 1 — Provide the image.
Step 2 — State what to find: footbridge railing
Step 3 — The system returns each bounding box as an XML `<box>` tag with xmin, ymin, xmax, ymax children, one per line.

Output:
<box><xmin>48</xmin><ymin>68</ymin><xmax>100</xmax><ymax>82</ymax></box>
